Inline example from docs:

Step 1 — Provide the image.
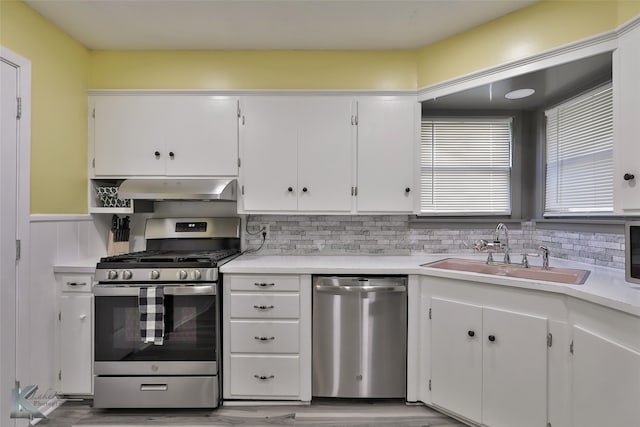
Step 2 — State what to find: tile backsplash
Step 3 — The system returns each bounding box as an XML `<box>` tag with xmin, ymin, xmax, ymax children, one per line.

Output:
<box><xmin>245</xmin><ymin>215</ymin><xmax>624</xmax><ymax>269</ymax></box>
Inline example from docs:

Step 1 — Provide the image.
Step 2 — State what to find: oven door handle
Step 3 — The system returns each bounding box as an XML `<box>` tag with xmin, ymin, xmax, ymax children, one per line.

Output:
<box><xmin>93</xmin><ymin>285</ymin><xmax>216</xmax><ymax>296</ymax></box>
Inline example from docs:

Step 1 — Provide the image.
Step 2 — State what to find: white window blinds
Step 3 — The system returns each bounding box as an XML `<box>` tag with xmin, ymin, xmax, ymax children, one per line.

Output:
<box><xmin>544</xmin><ymin>83</ymin><xmax>613</xmax><ymax>215</ymax></box>
<box><xmin>420</xmin><ymin>118</ymin><xmax>512</xmax><ymax>215</ymax></box>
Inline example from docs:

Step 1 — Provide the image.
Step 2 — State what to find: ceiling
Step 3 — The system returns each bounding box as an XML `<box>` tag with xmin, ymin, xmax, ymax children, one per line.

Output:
<box><xmin>422</xmin><ymin>52</ymin><xmax>613</xmax><ymax>111</ymax></box>
<box><xmin>24</xmin><ymin>0</ymin><xmax>538</xmax><ymax>50</ymax></box>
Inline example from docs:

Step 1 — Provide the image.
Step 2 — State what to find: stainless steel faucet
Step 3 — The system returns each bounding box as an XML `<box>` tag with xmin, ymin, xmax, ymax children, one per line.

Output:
<box><xmin>538</xmin><ymin>245</ymin><xmax>550</xmax><ymax>270</ymax></box>
<box><xmin>495</xmin><ymin>223</ymin><xmax>510</xmax><ymax>264</ymax></box>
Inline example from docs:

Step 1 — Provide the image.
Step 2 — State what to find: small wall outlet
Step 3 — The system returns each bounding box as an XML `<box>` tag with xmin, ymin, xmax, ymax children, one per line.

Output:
<box><xmin>259</xmin><ymin>223</ymin><xmax>270</xmax><ymax>238</ymax></box>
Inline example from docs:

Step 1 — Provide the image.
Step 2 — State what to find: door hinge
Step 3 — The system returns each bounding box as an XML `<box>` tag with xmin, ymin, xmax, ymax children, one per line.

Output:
<box><xmin>92</xmin><ymin>108</ymin><xmax>95</xmax><ymax>119</ymax></box>
<box><xmin>547</xmin><ymin>423</ymin><xmax>552</xmax><ymax>427</ymax></box>
<box><xmin>351</xmin><ymin>115</ymin><xmax>359</xmax><ymax>126</ymax></box>
<box><xmin>58</xmin><ymin>370</ymin><xmax>61</xmax><ymax>381</ymax></box>
<box><xmin>15</xmin><ymin>240</ymin><xmax>20</xmax><ymax>261</ymax></box>
<box><xmin>547</xmin><ymin>333</ymin><xmax>553</xmax><ymax>347</ymax></box>
<box><xmin>238</xmin><ymin>158</ymin><xmax>241</xmax><ymax>168</ymax></box>
<box><xmin>58</xmin><ymin>311</ymin><xmax>61</xmax><ymax>321</ymax></box>
<box><xmin>570</xmin><ymin>340</ymin><xmax>574</xmax><ymax>354</ymax></box>
<box><xmin>429</xmin><ymin>379</ymin><xmax>431</xmax><ymax>391</ymax></box>
<box><xmin>92</xmin><ymin>158</ymin><xmax>95</xmax><ymax>168</ymax></box>
<box><xmin>16</xmin><ymin>97</ymin><xmax>22</xmax><ymax>120</ymax></box>
<box><xmin>428</xmin><ymin>308</ymin><xmax>432</xmax><ymax>319</ymax></box>
<box><xmin>237</xmin><ymin>100</ymin><xmax>241</xmax><ymax>118</ymax></box>
<box><xmin>241</xmin><ymin>115</ymin><xmax>245</xmax><ymax>126</ymax></box>
<box><xmin>351</xmin><ymin>186</ymin><xmax>358</xmax><ymax>196</ymax></box>
<box><xmin>241</xmin><ymin>185</ymin><xmax>245</xmax><ymax>196</ymax></box>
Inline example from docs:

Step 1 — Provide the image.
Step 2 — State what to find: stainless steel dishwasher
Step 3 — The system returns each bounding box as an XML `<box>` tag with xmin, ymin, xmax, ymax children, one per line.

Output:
<box><xmin>312</xmin><ymin>276</ymin><xmax>407</xmax><ymax>398</ymax></box>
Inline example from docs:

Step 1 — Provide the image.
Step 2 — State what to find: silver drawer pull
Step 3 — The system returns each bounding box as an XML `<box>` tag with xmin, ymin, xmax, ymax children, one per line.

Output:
<box><xmin>140</xmin><ymin>384</ymin><xmax>168</xmax><ymax>391</ymax></box>
<box><xmin>254</xmin><ymin>336</ymin><xmax>275</xmax><ymax>341</ymax></box>
<box><xmin>254</xmin><ymin>374</ymin><xmax>275</xmax><ymax>380</ymax></box>
<box><xmin>67</xmin><ymin>282</ymin><xmax>87</xmax><ymax>287</ymax></box>
<box><xmin>254</xmin><ymin>282</ymin><xmax>275</xmax><ymax>287</ymax></box>
<box><xmin>253</xmin><ymin>305</ymin><xmax>274</xmax><ymax>310</ymax></box>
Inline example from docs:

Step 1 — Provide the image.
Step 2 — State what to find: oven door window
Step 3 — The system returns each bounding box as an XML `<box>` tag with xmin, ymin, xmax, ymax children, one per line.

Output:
<box><xmin>95</xmin><ymin>295</ymin><xmax>217</xmax><ymax>362</ymax></box>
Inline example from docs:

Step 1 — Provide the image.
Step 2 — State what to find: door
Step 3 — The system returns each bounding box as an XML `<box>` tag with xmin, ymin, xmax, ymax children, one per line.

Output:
<box><xmin>0</xmin><ymin>56</ymin><xmax>18</xmax><ymax>427</ymax></box>
<box><xmin>297</xmin><ymin>97</ymin><xmax>353</xmax><ymax>212</ymax></box>
<box><xmin>482</xmin><ymin>307</ymin><xmax>548</xmax><ymax>427</ymax></box>
<box><xmin>613</xmin><ymin>24</ymin><xmax>640</xmax><ymax>212</ymax></box>
<box><xmin>240</xmin><ymin>97</ymin><xmax>298</xmax><ymax>211</ymax></box>
<box><xmin>430</xmin><ymin>298</ymin><xmax>483</xmax><ymax>424</ymax></box>
<box><xmin>93</xmin><ymin>96</ymin><xmax>168</xmax><ymax>176</ymax></box>
<box><xmin>572</xmin><ymin>325</ymin><xmax>640</xmax><ymax>427</ymax></box>
<box><xmin>60</xmin><ymin>295</ymin><xmax>93</xmax><ymax>394</ymax></box>
<box><xmin>164</xmin><ymin>96</ymin><xmax>238</xmax><ymax>177</ymax></box>
<box><xmin>356</xmin><ymin>97</ymin><xmax>416</xmax><ymax>212</ymax></box>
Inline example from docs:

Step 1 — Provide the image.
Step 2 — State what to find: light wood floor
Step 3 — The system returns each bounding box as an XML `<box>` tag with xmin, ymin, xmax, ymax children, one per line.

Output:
<box><xmin>39</xmin><ymin>399</ymin><xmax>469</xmax><ymax>427</ymax></box>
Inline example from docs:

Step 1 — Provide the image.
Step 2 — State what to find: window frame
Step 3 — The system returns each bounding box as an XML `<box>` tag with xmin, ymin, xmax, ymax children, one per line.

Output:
<box><xmin>417</xmin><ymin>113</ymin><xmax>519</xmax><ymax>218</ymax></box>
<box><xmin>541</xmin><ymin>81</ymin><xmax>614</xmax><ymax>218</ymax></box>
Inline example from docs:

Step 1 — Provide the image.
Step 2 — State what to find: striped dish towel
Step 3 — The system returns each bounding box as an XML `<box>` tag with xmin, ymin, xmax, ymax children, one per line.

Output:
<box><xmin>139</xmin><ymin>287</ymin><xmax>164</xmax><ymax>345</ymax></box>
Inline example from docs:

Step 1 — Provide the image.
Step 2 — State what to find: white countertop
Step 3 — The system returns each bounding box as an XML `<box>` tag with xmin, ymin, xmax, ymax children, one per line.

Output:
<box><xmin>221</xmin><ymin>253</ymin><xmax>640</xmax><ymax>317</ymax></box>
<box><xmin>53</xmin><ymin>261</ymin><xmax>97</xmax><ymax>274</ymax></box>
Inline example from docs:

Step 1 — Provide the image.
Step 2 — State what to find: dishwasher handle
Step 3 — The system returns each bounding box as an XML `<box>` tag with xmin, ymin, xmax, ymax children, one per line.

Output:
<box><xmin>314</xmin><ymin>284</ymin><xmax>406</xmax><ymax>293</ymax></box>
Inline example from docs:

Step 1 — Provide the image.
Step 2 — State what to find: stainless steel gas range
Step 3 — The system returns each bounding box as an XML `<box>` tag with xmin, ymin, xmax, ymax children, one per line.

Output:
<box><xmin>92</xmin><ymin>217</ymin><xmax>240</xmax><ymax>409</ymax></box>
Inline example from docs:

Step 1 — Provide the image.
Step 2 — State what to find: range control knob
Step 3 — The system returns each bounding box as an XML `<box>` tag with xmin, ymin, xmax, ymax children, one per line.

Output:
<box><xmin>190</xmin><ymin>270</ymin><xmax>202</xmax><ymax>281</ymax></box>
<box><xmin>177</xmin><ymin>270</ymin><xmax>188</xmax><ymax>280</ymax></box>
<box><xmin>107</xmin><ymin>270</ymin><xmax>118</xmax><ymax>280</ymax></box>
<box><xmin>150</xmin><ymin>270</ymin><xmax>160</xmax><ymax>280</ymax></box>
<box><xmin>122</xmin><ymin>270</ymin><xmax>133</xmax><ymax>280</ymax></box>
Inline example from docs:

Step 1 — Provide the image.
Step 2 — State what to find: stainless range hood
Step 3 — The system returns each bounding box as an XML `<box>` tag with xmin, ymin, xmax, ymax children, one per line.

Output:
<box><xmin>118</xmin><ymin>179</ymin><xmax>237</xmax><ymax>201</ymax></box>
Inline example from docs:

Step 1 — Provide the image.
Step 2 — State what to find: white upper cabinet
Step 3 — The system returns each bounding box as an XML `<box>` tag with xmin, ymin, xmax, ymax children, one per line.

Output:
<box><xmin>91</xmin><ymin>95</ymin><xmax>239</xmax><ymax>177</ymax></box>
<box><xmin>356</xmin><ymin>97</ymin><xmax>418</xmax><ymax>213</ymax></box>
<box><xmin>297</xmin><ymin>97</ymin><xmax>354</xmax><ymax>212</ymax></box>
<box><xmin>240</xmin><ymin>96</ymin><xmax>354</xmax><ymax>213</ymax></box>
<box><xmin>614</xmin><ymin>24</ymin><xmax>640</xmax><ymax>212</ymax></box>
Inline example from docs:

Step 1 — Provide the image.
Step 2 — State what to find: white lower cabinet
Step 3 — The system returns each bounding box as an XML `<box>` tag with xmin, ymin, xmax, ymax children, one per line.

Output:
<box><xmin>430</xmin><ymin>297</ymin><xmax>548</xmax><ymax>427</ymax></box>
<box><xmin>57</xmin><ymin>274</ymin><xmax>94</xmax><ymax>395</ymax></box>
<box><xmin>571</xmin><ymin>325</ymin><xmax>640</xmax><ymax>427</ymax></box>
<box><xmin>223</xmin><ymin>274</ymin><xmax>311</xmax><ymax>401</ymax></box>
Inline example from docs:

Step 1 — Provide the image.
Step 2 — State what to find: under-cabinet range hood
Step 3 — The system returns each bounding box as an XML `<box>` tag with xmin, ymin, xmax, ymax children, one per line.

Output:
<box><xmin>118</xmin><ymin>179</ymin><xmax>237</xmax><ymax>201</ymax></box>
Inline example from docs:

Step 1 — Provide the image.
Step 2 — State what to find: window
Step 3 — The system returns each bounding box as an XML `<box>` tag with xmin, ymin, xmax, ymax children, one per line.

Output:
<box><xmin>544</xmin><ymin>83</ymin><xmax>613</xmax><ymax>215</ymax></box>
<box><xmin>420</xmin><ymin>118</ymin><xmax>512</xmax><ymax>215</ymax></box>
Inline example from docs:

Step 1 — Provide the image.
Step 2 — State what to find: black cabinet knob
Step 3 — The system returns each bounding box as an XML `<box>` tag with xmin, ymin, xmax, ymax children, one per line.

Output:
<box><xmin>468</xmin><ymin>330</ymin><xmax>475</xmax><ymax>337</ymax></box>
<box><xmin>287</xmin><ymin>187</ymin><xmax>293</xmax><ymax>192</ymax></box>
<box><xmin>488</xmin><ymin>335</ymin><xmax>496</xmax><ymax>342</ymax></box>
<box><xmin>169</xmin><ymin>151</ymin><xmax>175</xmax><ymax>158</ymax></box>
<box><xmin>154</xmin><ymin>151</ymin><xmax>160</xmax><ymax>157</ymax></box>
<box><xmin>624</xmin><ymin>173</ymin><xmax>635</xmax><ymax>181</ymax></box>
<box><xmin>405</xmin><ymin>187</ymin><xmax>411</xmax><ymax>193</ymax></box>
<box><xmin>302</xmin><ymin>187</ymin><xmax>308</xmax><ymax>193</ymax></box>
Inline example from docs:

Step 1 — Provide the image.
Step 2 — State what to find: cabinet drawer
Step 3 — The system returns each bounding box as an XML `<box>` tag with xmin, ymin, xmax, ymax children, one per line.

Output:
<box><xmin>227</xmin><ymin>275</ymin><xmax>300</xmax><ymax>292</ymax></box>
<box><xmin>230</xmin><ymin>293</ymin><xmax>299</xmax><ymax>319</ymax></box>
<box><xmin>229</xmin><ymin>355</ymin><xmax>299</xmax><ymax>397</ymax></box>
<box><xmin>230</xmin><ymin>320</ymin><xmax>300</xmax><ymax>353</ymax></box>
<box><xmin>59</xmin><ymin>275</ymin><xmax>93</xmax><ymax>293</ymax></box>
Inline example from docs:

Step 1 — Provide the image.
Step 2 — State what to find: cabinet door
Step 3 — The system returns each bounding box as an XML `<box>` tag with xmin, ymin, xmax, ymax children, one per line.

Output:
<box><xmin>430</xmin><ymin>298</ymin><xmax>483</xmax><ymax>424</ymax></box>
<box><xmin>572</xmin><ymin>325</ymin><xmax>640</xmax><ymax>427</ymax></box>
<box><xmin>164</xmin><ymin>96</ymin><xmax>238</xmax><ymax>177</ymax></box>
<box><xmin>297</xmin><ymin>97</ymin><xmax>354</xmax><ymax>212</ymax></box>
<box><xmin>356</xmin><ymin>97</ymin><xmax>417</xmax><ymax>212</ymax></box>
<box><xmin>60</xmin><ymin>294</ymin><xmax>93</xmax><ymax>394</ymax></box>
<box><xmin>94</xmin><ymin>96</ymin><xmax>167</xmax><ymax>176</ymax></box>
<box><xmin>240</xmin><ymin>97</ymin><xmax>298</xmax><ymax>211</ymax></box>
<box><xmin>614</xmin><ymin>25</ymin><xmax>640</xmax><ymax>212</ymax></box>
<box><xmin>483</xmin><ymin>307</ymin><xmax>548</xmax><ymax>427</ymax></box>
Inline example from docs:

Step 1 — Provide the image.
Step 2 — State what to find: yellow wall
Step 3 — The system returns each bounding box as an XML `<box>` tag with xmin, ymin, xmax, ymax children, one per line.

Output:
<box><xmin>1</xmin><ymin>0</ymin><xmax>89</xmax><ymax>214</ymax></box>
<box><xmin>619</xmin><ymin>0</ymin><xmax>640</xmax><ymax>24</ymax></box>
<box><xmin>416</xmin><ymin>0</ymin><xmax>624</xmax><ymax>87</ymax></box>
<box><xmin>89</xmin><ymin>50</ymin><xmax>417</xmax><ymax>90</ymax></box>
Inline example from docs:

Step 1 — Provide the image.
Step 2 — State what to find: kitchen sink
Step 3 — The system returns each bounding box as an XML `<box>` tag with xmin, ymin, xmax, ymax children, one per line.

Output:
<box><xmin>421</xmin><ymin>258</ymin><xmax>590</xmax><ymax>285</ymax></box>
